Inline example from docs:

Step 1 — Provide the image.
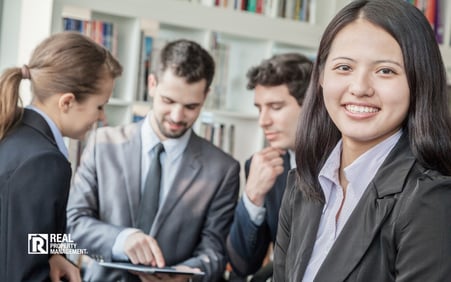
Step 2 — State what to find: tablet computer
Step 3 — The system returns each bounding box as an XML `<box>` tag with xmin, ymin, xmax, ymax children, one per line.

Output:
<box><xmin>98</xmin><ymin>261</ymin><xmax>205</xmax><ymax>276</ymax></box>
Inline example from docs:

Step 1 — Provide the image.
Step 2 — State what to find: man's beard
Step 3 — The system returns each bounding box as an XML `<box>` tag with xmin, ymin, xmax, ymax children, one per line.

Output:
<box><xmin>157</xmin><ymin>118</ymin><xmax>189</xmax><ymax>139</ymax></box>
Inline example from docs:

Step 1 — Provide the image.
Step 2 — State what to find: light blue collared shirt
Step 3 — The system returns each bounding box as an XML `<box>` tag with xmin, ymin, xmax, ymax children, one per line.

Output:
<box><xmin>27</xmin><ymin>105</ymin><xmax>69</xmax><ymax>159</ymax></box>
<box><xmin>140</xmin><ymin>114</ymin><xmax>191</xmax><ymax>205</ymax></box>
<box><xmin>302</xmin><ymin>130</ymin><xmax>402</xmax><ymax>282</ymax></box>
<box><xmin>112</xmin><ymin>113</ymin><xmax>191</xmax><ymax>260</ymax></box>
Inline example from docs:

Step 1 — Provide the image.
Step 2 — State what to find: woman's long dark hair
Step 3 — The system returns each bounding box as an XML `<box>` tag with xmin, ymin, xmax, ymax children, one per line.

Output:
<box><xmin>296</xmin><ymin>0</ymin><xmax>451</xmax><ymax>201</ymax></box>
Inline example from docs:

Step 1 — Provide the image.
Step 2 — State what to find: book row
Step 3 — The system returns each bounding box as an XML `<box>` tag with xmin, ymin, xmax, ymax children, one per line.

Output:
<box><xmin>189</xmin><ymin>0</ymin><xmax>315</xmax><ymax>23</ymax></box>
<box><xmin>63</xmin><ymin>17</ymin><xmax>117</xmax><ymax>55</ymax></box>
<box><xmin>405</xmin><ymin>0</ymin><xmax>446</xmax><ymax>44</ymax></box>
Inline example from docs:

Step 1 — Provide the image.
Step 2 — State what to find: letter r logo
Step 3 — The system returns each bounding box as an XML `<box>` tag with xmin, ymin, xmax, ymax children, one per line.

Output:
<box><xmin>28</xmin><ymin>234</ymin><xmax>48</xmax><ymax>254</ymax></box>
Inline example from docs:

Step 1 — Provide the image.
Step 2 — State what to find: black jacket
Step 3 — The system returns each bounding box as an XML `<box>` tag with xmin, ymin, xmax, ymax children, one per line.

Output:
<box><xmin>0</xmin><ymin>109</ymin><xmax>71</xmax><ymax>281</ymax></box>
<box><xmin>274</xmin><ymin>134</ymin><xmax>451</xmax><ymax>281</ymax></box>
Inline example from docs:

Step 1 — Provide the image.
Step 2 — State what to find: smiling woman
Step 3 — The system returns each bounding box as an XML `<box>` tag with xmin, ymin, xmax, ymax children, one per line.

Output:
<box><xmin>0</xmin><ymin>32</ymin><xmax>122</xmax><ymax>282</ymax></box>
<box><xmin>273</xmin><ymin>0</ymin><xmax>451</xmax><ymax>281</ymax></box>
<box><xmin>321</xmin><ymin>18</ymin><xmax>410</xmax><ymax>152</ymax></box>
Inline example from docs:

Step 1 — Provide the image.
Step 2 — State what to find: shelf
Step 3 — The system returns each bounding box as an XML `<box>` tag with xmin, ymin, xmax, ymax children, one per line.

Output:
<box><xmin>201</xmin><ymin>110</ymin><xmax>258</xmax><ymax>121</ymax></box>
<box><xmin>108</xmin><ymin>97</ymin><xmax>132</xmax><ymax>106</ymax></box>
<box><xmin>54</xmin><ymin>0</ymin><xmax>324</xmax><ymax>49</ymax></box>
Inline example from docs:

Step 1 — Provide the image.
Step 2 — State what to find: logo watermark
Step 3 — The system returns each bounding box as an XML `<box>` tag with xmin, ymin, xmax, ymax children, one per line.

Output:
<box><xmin>28</xmin><ymin>234</ymin><xmax>48</xmax><ymax>254</ymax></box>
<box><xmin>28</xmin><ymin>233</ymin><xmax>88</xmax><ymax>255</ymax></box>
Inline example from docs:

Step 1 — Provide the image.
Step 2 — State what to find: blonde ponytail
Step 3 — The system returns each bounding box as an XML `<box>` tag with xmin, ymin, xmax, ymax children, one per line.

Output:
<box><xmin>0</xmin><ymin>68</ymin><xmax>24</xmax><ymax>140</ymax></box>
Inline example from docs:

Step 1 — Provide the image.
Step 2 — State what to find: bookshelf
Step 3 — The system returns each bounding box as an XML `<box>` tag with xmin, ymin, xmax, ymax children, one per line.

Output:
<box><xmin>43</xmin><ymin>0</ymin><xmax>341</xmax><ymax>179</ymax></box>
<box><xmin>1</xmin><ymin>0</ymin><xmax>451</xmax><ymax>183</ymax></box>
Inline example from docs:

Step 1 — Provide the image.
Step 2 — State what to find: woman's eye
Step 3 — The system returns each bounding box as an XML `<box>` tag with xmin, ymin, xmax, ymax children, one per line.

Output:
<box><xmin>336</xmin><ymin>65</ymin><xmax>351</xmax><ymax>71</ymax></box>
<box><xmin>378</xmin><ymin>68</ymin><xmax>395</xmax><ymax>75</ymax></box>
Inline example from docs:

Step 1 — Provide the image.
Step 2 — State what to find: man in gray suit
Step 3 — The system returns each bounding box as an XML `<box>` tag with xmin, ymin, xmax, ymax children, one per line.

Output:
<box><xmin>66</xmin><ymin>39</ymin><xmax>240</xmax><ymax>282</ymax></box>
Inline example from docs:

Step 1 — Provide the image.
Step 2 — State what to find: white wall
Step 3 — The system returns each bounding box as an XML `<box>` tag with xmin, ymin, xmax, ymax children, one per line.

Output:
<box><xmin>0</xmin><ymin>0</ymin><xmax>21</xmax><ymax>71</ymax></box>
<box><xmin>0</xmin><ymin>0</ymin><xmax>54</xmax><ymax>104</ymax></box>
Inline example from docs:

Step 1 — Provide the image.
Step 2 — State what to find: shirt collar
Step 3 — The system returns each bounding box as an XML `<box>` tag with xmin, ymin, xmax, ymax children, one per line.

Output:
<box><xmin>288</xmin><ymin>149</ymin><xmax>296</xmax><ymax>169</ymax></box>
<box><xmin>318</xmin><ymin>140</ymin><xmax>342</xmax><ymax>206</ymax></box>
<box><xmin>319</xmin><ymin>130</ymin><xmax>402</xmax><ymax>208</ymax></box>
<box><xmin>26</xmin><ymin>105</ymin><xmax>69</xmax><ymax>159</ymax></box>
<box><xmin>344</xmin><ymin>130</ymin><xmax>402</xmax><ymax>198</ymax></box>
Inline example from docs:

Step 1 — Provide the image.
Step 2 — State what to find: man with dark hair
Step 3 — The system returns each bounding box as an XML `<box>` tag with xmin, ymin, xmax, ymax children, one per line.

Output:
<box><xmin>67</xmin><ymin>39</ymin><xmax>240</xmax><ymax>282</ymax></box>
<box><xmin>227</xmin><ymin>53</ymin><xmax>313</xmax><ymax>281</ymax></box>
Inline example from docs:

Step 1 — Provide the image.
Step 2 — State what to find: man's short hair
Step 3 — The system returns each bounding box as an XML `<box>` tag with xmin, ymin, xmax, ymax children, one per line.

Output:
<box><xmin>157</xmin><ymin>39</ymin><xmax>215</xmax><ymax>93</ymax></box>
<box><xmin>247</xmin><ymin>53</ymin><xmax>313</xmax><ymax>105</ymax></box>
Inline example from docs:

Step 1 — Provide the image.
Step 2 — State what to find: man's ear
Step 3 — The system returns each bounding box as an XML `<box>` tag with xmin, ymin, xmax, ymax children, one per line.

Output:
<box><xmin>58</xmin><ymin>93</ymin><xmax>76</xmax><ymax>113</ymax></box>
<box><xmin>148</xmin><ymin>74</ymin><xmax>158</xmax><ymax>99</ymax></box>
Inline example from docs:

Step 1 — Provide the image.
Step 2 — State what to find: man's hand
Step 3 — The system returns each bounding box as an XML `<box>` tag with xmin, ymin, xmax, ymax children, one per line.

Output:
<box><xmin>49</xmin><ymin>254</ymin><xmax>81</xmax><ymax>282</ymax></box>
<box><xmin>124</xmin><ymin>231</ymin><xmax>165</xmax><ymax>267</ymax></box>
<box><xmin>245</xmin><ymin>147</ymin><xmax>285</xmax><ymax>206</ymax></box>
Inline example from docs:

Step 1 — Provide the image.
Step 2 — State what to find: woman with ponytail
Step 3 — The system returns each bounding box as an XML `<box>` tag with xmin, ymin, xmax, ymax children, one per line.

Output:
<box><xmin>0</xmin><ymin>32</ymin><xmax>122</xmax><ymax>281</ymax></box>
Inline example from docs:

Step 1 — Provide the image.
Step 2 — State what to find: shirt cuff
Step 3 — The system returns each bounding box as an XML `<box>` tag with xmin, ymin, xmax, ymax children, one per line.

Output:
<box><xmin>243</xmin><ymin>192</ymin><xmax>266</xmax><ymax>225</ymax></box>
<box><xmin>112</xmin><ymin>228</ymin><xmax>141</xmax><ymax>261</ymax></box>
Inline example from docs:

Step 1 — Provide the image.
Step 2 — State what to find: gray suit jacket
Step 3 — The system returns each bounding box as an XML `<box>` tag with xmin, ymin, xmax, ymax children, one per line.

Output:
<box><xmin>273</xmin><ymin>135</ymin><xmax>451</xmax><ymax>281</ymax></box>
<box><xmin>67</xmin><ymin>121</ymin><xmax>240</xmax><ymax>282</ymax></box>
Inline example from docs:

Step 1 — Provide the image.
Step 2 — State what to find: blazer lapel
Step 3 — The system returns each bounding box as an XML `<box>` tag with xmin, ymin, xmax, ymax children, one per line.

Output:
<box><xmin>313</xmin><ymin>184</ymin><xmax>396</xmax><ymax>281</ymax></box>
<box><xmin>278</xmin><ymin>152</ymin><xmax>291</xmax><ymax>190</ymax></box>
<box><xmin>314</xmin><ymin>135</ymin><xmax>415</xmax><ymax>281</ymax></box>
<box><xmin>121</xmin><ymin>123</ymin><xmax>143</xmax><ymax>226</ymax></box>
<box><xmin>294</xmin><ymin>198</ymin><xmax>324</xmax><ymax>278</ymax></box>
<box><xmin>151</xmin><ymin>133</ymin><xmax>201</xmax><ymax>235</ymax></box>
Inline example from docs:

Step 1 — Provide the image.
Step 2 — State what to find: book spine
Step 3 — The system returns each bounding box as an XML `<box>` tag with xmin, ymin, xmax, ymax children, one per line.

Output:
<box><xmin>435</xmin><ymin>0</ymin><xmax>443</xmax><ymax>43</ymax></box>
<box><xmin>247</xmin><ymin>0</ymin><xmax>257</xmax><ymax>12</ymax></box>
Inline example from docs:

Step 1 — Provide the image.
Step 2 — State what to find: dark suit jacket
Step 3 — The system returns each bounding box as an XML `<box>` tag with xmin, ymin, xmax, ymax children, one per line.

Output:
<box><xmin>0</xmin><ymin>109</ymin><xmax>71</xmax><ymax>281</ymax></box>
<box><xmin>274</xmin><ymin>135</ymin><xmax>451</xmax><ymax>281</ymax></box>
<box><xmin>227</xmin><ymin>152</ymin><xmax>290</xmax><ymax>276</ymax></box>
<box><xmin>67</xmin><ymin>121</ymin><xmax>240</xmax><ymax>282</ymax></box>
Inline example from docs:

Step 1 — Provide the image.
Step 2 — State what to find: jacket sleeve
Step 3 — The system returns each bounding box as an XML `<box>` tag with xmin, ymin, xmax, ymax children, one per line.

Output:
<box><xmin>226</xmin><ymin>158</ymin><xmax>272</xmax><ymax>276</ymax></box>
<box><xmin>273</xmin><ymin>170</ymin><xmax>297</xmax><ymax>282</ymax></box>
<box><xmin>395</xmin><ymin>174</ymin><xmax>451</xmax><ymax>281</ymax></box>
<box><xmin>227</xmin><ymin>198</ymin><xmax>271</xmax><ymax>276</ymax></box>
<box><xmin>2</xmin><ymin>152</ymin><xmax>71</xmax><ymax>282</ymax></box>
<box><xmin>66</xmin><ymin>131</ymin><xmax>123</xmax><ymax>262</ymax></box>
